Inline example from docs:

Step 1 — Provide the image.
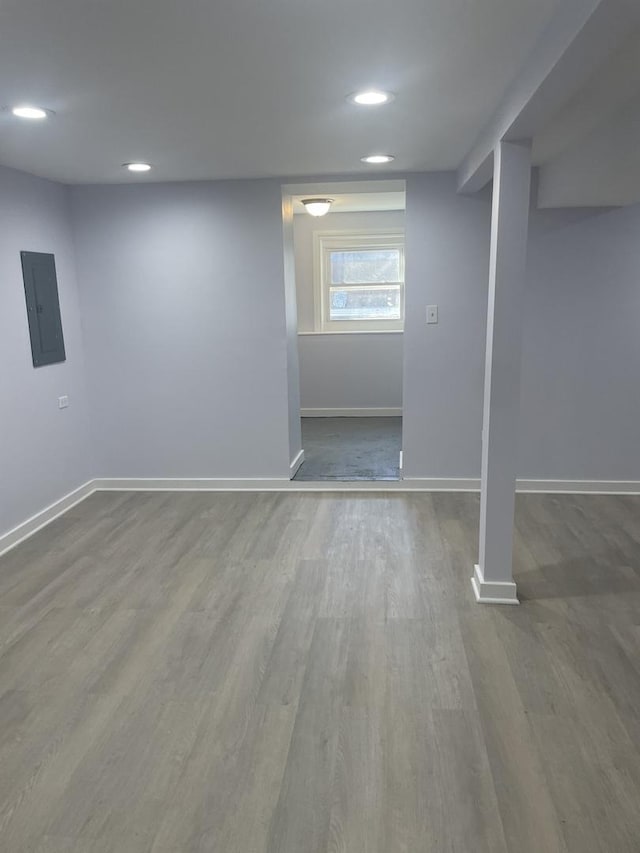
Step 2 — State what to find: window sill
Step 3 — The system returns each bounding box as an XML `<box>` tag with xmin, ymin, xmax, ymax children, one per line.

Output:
<box><xmin>298</xmin><ymin>330</ymin><xmax>404</xmax><ymax>336</ymax></box>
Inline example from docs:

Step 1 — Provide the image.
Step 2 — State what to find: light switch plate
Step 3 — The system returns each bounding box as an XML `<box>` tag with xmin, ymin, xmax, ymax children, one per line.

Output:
<box><xmin>58</xmin><ymin>395</ymin><xmax>69</xmax><ymax>409</ymax></box>
<box><xmin>427</xmin><ymin>305</ymin><xmax>438</xmax><ymax>324</ymax></box>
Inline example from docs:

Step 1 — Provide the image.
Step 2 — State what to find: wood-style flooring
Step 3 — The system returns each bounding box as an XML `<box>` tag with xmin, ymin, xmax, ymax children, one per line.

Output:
<box><xmin>0</xmin><ymin>490</ymin><xmax>639</xmax><ymax>852</ymax></box>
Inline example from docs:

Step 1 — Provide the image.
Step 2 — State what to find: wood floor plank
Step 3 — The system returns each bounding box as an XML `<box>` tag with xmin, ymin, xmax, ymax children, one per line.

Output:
<box><xmin>327</xmin><ymin>707</ymin><xmax>384</xmax><ymax>853</ymax></box>
<box><xmin>266</xmin><ymin>617</ymin><xmax>351</xmax><ymax>853</ymax></box>
<box><xmin>460</xmin><ymin>608</ymin><xmax>569</xmax><ymax>853</ymax></box>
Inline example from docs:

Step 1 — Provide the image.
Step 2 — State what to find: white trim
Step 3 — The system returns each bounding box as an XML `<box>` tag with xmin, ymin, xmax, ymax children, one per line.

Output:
<box><xmin>3</xmin><ymin>477</ymin><xmax>639</xmax><ymax>557</ymax></box>
<box><xmin>402</xmin><ymin>477</ymin><xmax>480</xmax><ymax>491</ymax></box>
<box><xmin>402</xmin><ymin>478</ymin><xmax>640</xmax><ymax>495</ymax></box>
<box><xmin>91</xmin><ymin>479</ymin><xmax>430</xmax><ymax>491</ymax></box>
<box><xmin>301</xmin><ymin>407</ymin><xmax>402</xmax><ymax>418</ymax></box>
<box><xmin>0</xmin><ymin>480</ymin><xmax>96</xmax><ymax>557</ymax></box>
<box><xmin>95</xmin><ymin>477</ymin><xmax>640</xmax><ymax>494</ymax></box>
<box><xmin>298</xmin><ymin>330</ymin><xmax>403</xmax><ymax>336</ymax></box>
<box><xmin>471</xmin><ymin>564</ymin><xmax>519</xmax><ymax>605</ymax></box>
<box><xmin>93</xmin><ymin>478</ymin><xmax>474</xmax><ymax>492</ymax></box>
<box><xmin>312</xmin><ymin>230</ymin><xmax>322</xmax><ymax>331</ymax></box>
<box><xmin>516</xmin><ymin>479</ymin><xmax>640</xmax><ymax>494</ymax></box>
<box><xmin>289</xmin><ymin>449</ymin><xmax>305</xmax><ymax>477</ymax></box>
<box><xmin>95</xmin><ymin>478</ymin><xmax>292</xmax><ymax>491</ymax></box>
<box><xmin>313</xmin><ymin>228</ymin><xmax>405</xmax><ymax>333</ymax></box>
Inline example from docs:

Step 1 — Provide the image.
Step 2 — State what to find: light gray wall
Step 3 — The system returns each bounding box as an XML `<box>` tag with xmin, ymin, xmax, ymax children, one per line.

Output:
<box><xmin>520</xmin><ymin>202</ymin><xmax>640</xmax><ymax>479</ymax></box>
<box><xmin>4</xmin><ymin>164</ymin><xmax>637</xmax><ymax>529</ymax></box>
<box><xmin>402</xmin><ymin>173</ymin><xmax>491</xmax><ymax>477</ymax></box>
<box><xmin>282</xmin><ymin>195</ymin><xmax>302</xmax><ymax>464</ymax></box>
<box><xmin>298</xmin><ymin>333</ymin><xmax>403</xmax><ymax>410</ymax></box>
<box><xmin>70</xmin><ymin>171</ymin><xmax>640</xmax><ymax>485</ymax></box>
<box><xmin>71</xmin><ymin>179</ymin><xmax>293</xmax><ymax>479</ymax></box>
<box><xmin>537</xmin><ymin>90</ymin><xmax>640</xmax><ymax>209</ymax></box>
<box><xmin>294</xmin><ymin>208</ymin><xmax>405</xmax><ymax>410</ymax></box>
<box><xmin>402</xmin><ymin>172</ymin><xmax>640</xmax><ymax>481</ymax></box>
<box><xmin>65</xmin><ymin>172</ymin><xmax>640</xmax><ymax>484</ymax></box>
<box><xmin>0</xmin><ymin>165</ymin><xmax>93</xmax><ymax>537</ymax></box>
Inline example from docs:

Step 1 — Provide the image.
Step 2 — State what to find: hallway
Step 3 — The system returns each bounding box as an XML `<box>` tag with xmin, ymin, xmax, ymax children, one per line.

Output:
<box><xmin>294</xmin><ymin>417</ymin><xmax>402</xmax><ymax>481</ymax></box>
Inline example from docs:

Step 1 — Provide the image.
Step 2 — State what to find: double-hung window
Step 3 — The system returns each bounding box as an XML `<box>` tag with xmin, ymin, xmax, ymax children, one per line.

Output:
<box><xmin>313</xmin><ymin>230</ymin><xmax>405</xmax><ymax>332</ymax></box>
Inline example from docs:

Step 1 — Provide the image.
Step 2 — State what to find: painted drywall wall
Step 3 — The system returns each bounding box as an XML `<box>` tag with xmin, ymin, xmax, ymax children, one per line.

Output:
<box><xmin>402</xmin><ymin>173</ymin><xmax>491</xmax><ymax>478</ymax></box>
<box><xmin>70</xmin><ymin>170</ymin><xmax>640</xmax><ymax>484</ymax></box>
<box><xmin>294</xmin><ymin>209</ymin><xmax>405</xmax><ymax>411</ymax></box>
<box><xmin>71</xmin><ymin>179</ymin><xmax>292</xmax><ymax>479</ymax></box>
<box><xmin>537</xmin><ymin>90</ymin><xmax>640</xmax><ymax>209</ymax></box>
<box><xmin>4</xmin><ymin>162</ymin><xmax>638</xmax><ymax>543</ymax></box>
<box><xmin>0</xmin><ymin>165</ymin><xmax>93</xmax><ymax>537</ymax></box>
<box><xmin>520</xmin><ymin>202</ymin><xmax>640</xmax><ymax>479</ymax></box>
<box><xmin>298</xmin><ymin>333</ymin><xmax>403</xmax><ymax>411</ymax></box>
<box><xmin>282</xmin><ymin>195</ymin><xmax>302</xmax><ymax>466</ymax></box>
<box><xmin>402</xmin><ymin>172</ymin><xmax>640</xmax><ymax>481</ymax></box>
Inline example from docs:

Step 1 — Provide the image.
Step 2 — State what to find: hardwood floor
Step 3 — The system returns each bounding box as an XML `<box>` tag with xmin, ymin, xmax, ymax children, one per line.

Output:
<box><xmin>0</xmin><ymin>490</ymin><xmax>639</xmax><ymax>852</ymax></box>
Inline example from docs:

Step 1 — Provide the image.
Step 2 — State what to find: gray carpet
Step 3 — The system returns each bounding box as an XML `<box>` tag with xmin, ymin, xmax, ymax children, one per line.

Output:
<box><xmin>294</xmin><ymin>417</ymin><xmax>402</xmax><ymax>481</ymax></box>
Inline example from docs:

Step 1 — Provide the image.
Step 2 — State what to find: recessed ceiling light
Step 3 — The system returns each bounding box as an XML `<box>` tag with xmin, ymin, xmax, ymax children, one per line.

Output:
<box><xmin>123</xmin><ymin>162</ymin><xmax>152</xmax><ymax>173</ymax></box>
<box><xmin>360</xmin><ymin>154</ymin><xmax>395</xmax><ymax>164</ymax></box>
<box><xmin>348</xmin><ymin>90</ymin><xmax>394</xmax><ymax>106</ymax></box>
<box><xmin>11</xmin><ymin>105</ymin><xmax>49</xmax><ymax>119</ymax></box>
<box><xmin>301</xmin><ymin>198</ymin><xmax>334</xmax><ymax>217</ymax></box>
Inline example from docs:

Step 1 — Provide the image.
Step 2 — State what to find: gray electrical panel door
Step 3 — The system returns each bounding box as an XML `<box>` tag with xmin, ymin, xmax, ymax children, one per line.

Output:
<box><xmin>21</xmin><ymin>251</ymin><xmax>66</xmax><ymax>367</ymax></box>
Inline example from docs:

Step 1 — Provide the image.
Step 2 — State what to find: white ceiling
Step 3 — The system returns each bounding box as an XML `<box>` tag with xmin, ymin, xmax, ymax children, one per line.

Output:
<box><xmin>0</xmin><ymin>0</ymin><xmax>560</xmax><ymax>184</ymax></box>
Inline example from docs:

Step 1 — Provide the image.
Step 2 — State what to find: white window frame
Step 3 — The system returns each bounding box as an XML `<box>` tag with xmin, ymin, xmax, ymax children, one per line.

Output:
<box><xmin>312</xmin><ymin>228</ymin><xmax>405</xmax><ymax>333</ymax></box>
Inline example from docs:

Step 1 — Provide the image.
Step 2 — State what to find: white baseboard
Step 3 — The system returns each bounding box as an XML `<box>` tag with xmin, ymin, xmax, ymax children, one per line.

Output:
<box><xmin>402</xmin><ymin>477</ymin><xmax>480</xmax><ymax>491</ymax></box>
<box><xmin>403</xmin><ymin>478</ymin><xmax>640</xmax><ymax>494</ymax></box>
<box><xmin>94</xmin><ymin>477</ymin><xmax>292</xmax><ymax>491</ymax></box>
<box><xmin>471</xmin><ymin>563</ymin><xmax>519</xmax><ymax>605</ymax></box>
<box><xmin>516</xmin><ymin>479</ymin><xmax>640</xmax><ymax>494</ymax></box>
<box><xmin>94</xmin><ymin>478</ymin><xmax>467</xmax><ymax>491</ymax></box>
<box><xmin>300</xmin><ymin>407</ymin><xmax>402</xmax><ymax>417</ymax></box>
<box><xmin>0</xmin><ymin>480</ymin><xmax>96</xmax><ymax>558</ymax></box>
<box><xmin>289</xmin><ymin>449</ymin><xmax>305</xmax><ymax>477</ymax></box>
<box><xmin>3</xmin><ymin>476</ymin><xmax>639</xmax><ymax>559</ymax></box>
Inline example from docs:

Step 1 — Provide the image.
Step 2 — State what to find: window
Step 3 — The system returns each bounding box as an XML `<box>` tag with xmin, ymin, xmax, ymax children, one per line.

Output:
<box><xmin>313</xmin><ymin>230</ymin><xmax>405</xmax><ymax>332</ymax></box>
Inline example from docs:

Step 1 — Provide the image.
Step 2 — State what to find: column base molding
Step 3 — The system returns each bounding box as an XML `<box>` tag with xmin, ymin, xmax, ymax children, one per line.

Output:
<box><xmin>471</xmin><ymin>564</ymin><xmax>519</xmax><ymax>605</ymax></box>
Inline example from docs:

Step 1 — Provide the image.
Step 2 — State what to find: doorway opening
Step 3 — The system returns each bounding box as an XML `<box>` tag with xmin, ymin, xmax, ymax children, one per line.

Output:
<box><xmin>296</xmin><ymin>416</ymin><xmax>402</xmax><ymax>481</ymax></box>
<box><xmin>283</xmin><ymin>180</ymin><xmax>406</xmax><ymax>482</ymax></box>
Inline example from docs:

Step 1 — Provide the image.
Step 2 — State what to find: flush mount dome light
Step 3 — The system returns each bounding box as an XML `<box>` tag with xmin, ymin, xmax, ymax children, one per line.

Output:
<box><xmin>302</xmin><ymin>198</ymin><xmax>333</xmax><ymax>217</ymax></box>
<box><xmin>123</xmin><ymin>162</ymin><xmax>152</xmax><ymax>172</ymax></box>
<box><xmin>360</xmin><ymin>154</ymin><xmax>395</xmax><ymax>164</ymax></box>
<box><xmin>348</xmin><ymin>90</ymin><xmax>394</xmax><ymax>106</ymax></box>
<box><xmin>11</xmin><ymin>105</ymin><xmax>50</xmax><ymax>119</ymax></box>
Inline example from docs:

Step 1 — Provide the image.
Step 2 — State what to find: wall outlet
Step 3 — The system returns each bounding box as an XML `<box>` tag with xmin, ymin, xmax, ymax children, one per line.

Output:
<box><xmin>58</xmin><ymin>395</ymin><xmax>69</xmax><ymax>409</ymax></box>
<box><xmin>427</xmin><ymin>304</ymin><xmax>439</xmax><ymax>324</ymax></box>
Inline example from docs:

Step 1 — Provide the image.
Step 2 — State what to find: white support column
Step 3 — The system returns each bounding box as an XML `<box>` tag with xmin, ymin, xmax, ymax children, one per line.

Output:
<box><xmin>472</xmin><ymin>140</ymin><xmax>532</xmax><ymax>605</ymax></box>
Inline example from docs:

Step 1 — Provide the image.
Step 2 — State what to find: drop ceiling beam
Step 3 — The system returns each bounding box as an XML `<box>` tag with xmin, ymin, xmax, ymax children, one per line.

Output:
<box><xmin>457</xmin><ymin>0</ymin><xmax>630</xmax><ymax>194</ymax></box>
